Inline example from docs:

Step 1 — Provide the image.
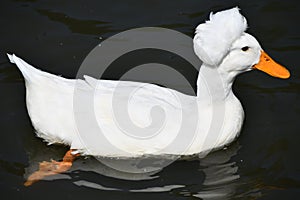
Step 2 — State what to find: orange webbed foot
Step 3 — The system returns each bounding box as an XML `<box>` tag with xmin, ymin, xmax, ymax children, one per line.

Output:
<box><xmin>24</xmin><ymin>150</ymin><xmax>79</xmax><ymax>186</ymax></box>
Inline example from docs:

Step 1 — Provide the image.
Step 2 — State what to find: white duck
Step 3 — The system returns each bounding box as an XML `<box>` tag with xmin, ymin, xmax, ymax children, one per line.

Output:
<box><xmin>8</xmin><ymin>8</ymin><xmax>290</xmax><ymax>186</ymax></box>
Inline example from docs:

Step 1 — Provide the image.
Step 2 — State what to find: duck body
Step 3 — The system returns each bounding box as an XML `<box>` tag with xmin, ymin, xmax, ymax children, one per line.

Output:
<box><xmin>8</xmin><ymin>54</ymin><xmax>244</xmax><ymax>157</ymax></box>
<box><xmin>8</xmin><ymin>7</ymin><xmax>289</xmax><ymax>158</ymax></box>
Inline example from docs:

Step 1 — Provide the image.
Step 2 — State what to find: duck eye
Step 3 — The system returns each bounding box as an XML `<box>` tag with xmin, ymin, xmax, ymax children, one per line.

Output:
<box><xmin>241</xmin><ymin>46</ymin><xmax>250</xmax><ymax>51</ymax></box>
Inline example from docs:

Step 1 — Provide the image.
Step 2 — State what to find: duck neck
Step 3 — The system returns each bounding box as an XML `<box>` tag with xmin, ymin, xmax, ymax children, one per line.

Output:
<box><xmin>196</xmin><ymin>63</ymin><xmax>235</xmax><ymax>102</ymax></box>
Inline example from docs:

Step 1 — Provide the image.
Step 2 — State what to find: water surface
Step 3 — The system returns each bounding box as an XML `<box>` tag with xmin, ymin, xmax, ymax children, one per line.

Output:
<box><xmin>0</xmin><ymin>0</ymin><xmax>299</xmax><ymax>199</ymax></box>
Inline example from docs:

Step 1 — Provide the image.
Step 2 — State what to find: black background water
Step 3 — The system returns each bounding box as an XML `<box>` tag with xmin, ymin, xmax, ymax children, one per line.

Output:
<box><xmin>0</xmin><ymin>0</ymin><xmax>299</xmax><ymax>199</ymax></box>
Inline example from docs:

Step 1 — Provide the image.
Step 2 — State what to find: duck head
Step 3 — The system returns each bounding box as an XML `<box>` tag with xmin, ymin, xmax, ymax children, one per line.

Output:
<box><xmin>193</xmin><ymin>7</ymin><xmax>290</xmax><ymax>81</ymax></box>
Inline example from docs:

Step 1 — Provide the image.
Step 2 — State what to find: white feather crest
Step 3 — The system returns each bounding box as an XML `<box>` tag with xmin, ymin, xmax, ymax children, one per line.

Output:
<box><xmin>193</xmin><ymin>7</ymin><xmax>247</xmax><ymax>66</ymax></box>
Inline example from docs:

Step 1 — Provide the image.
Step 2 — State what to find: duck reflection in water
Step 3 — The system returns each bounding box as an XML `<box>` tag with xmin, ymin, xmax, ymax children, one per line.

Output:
<box><xmin>24</xmin><ymin>141</ymin><xmax>262</xmax><ymax>199</ymax></box>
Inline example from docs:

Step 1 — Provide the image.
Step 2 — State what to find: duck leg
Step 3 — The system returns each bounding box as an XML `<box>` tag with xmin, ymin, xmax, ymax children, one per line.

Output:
<box><xmin>24</xmin><ymin>149</ymin><xmax>80</xmax><ymax>186</ymax></box>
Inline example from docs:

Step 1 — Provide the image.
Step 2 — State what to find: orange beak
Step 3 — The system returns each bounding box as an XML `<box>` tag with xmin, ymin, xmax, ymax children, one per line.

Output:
<box><xmin>253</xmin><ymin>51</ymin><xmax>290</xmax><ymax>79</ymax></box>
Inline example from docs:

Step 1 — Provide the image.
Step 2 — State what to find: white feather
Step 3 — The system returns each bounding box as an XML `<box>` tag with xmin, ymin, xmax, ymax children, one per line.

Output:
<box><xmin>193</xmin><ymin>7</ymin><xmax>247</xmax><ymax>66</ymax></box>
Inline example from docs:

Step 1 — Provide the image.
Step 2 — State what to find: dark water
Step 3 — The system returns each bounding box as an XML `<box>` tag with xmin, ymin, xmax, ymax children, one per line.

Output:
<box><xmin>1</xmin><ymin>0</ymin><xmax>300</xmax><ymax>199</ymax></box>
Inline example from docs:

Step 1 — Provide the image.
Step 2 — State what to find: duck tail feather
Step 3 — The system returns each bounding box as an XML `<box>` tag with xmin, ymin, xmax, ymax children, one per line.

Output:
<box><xmin>7</xmin><ymin>53</ymin><xmax>45</xmax><ymax>82</ymax></box>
